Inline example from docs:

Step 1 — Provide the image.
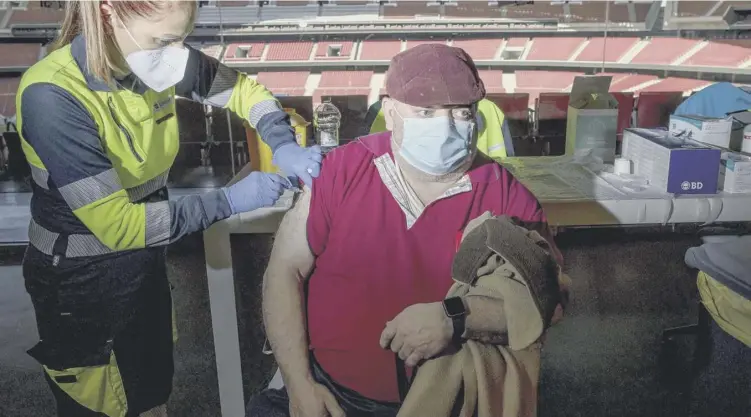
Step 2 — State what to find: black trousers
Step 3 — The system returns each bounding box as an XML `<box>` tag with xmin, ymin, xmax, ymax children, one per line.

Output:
<box><xmin>247</xmin><ymin>353</ymin><xmax>400</xmax><ymax>417</ymax></box>
<box><xmin>23</xmin><ymin>244</ymin><xmax>175</xmax><ymax>417</ymax></box>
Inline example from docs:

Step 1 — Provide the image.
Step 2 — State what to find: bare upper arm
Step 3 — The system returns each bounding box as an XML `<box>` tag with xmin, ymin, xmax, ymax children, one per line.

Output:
<box><xmin>265</xmin><ymin>189</ymin><xmax>315</xmax><ymax>282</ymax></box>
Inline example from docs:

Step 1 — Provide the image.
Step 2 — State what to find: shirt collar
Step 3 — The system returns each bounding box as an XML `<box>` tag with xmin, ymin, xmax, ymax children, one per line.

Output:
<box><xmin>71</xmin><ymin>35</ymin><xmax>146</xmax><ymax>94</ymax></box>
<box><xmin>357</xmin><ymin>132</ymin><xmax>501</xmax><ymax>185</ymax></box>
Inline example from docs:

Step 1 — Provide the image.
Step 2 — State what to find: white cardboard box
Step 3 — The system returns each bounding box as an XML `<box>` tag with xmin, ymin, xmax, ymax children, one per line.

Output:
<box><xmin>622</xmin><ymin>128</ymin><xmax>721</xmax><ymax>194</ymax></box>
<box><xmin>565</xmin><ymin>76</ymin><xmax>618</xmax><ymax>164</ymax></box>
<box><xmin>669</xmin><ymin>114</ymin><xmax>733</xmax><ymax>149</ymax></box>
<box><xmin>720</xmin><ymin>153</ymin><xmax>751</xmax><ymax>194</ymax></box>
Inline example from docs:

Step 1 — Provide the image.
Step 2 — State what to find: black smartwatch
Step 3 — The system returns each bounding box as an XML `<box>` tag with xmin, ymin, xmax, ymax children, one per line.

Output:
<box><xmin>443</xmin><ymin>297</ymin><xmax>467</xmax><ymax>345</ymax></box>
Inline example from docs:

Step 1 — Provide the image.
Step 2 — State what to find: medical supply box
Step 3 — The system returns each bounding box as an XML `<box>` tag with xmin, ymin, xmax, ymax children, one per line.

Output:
<box><xmin>565</xmin><ymin>76</ymin><xmax>618</xmax><ymax>164</ymax></box>
<box><xmin>622</xmin><ymin>128</ymin><xmax>721</xmax><ymax>195</ymax></box>
<box><xmin>720</xmin><ymin>153</ymin><xmax>751</xmax><ymax>194</ymax></box>
<box><xmin>669</xmin><ymin>114</ymin><xmax>733</xmax><ymax>149</ymax></box>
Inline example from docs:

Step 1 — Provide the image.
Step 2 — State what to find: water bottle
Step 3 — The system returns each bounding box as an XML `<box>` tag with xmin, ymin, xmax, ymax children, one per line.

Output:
<box><xmin>314</xmin><ymin>101</ymin><xmax>341</xmax><ymax>154</ymax></box>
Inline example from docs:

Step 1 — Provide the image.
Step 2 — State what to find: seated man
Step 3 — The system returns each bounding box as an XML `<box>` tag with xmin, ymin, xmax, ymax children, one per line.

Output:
<box><xmin>249</xmin><ymin>44</ymin><xmax>561</xmax><ymax>417</ymax></box>
<box><xmin>362</xmin><ymin>97</ymin><xmax>516</xmax><ymax>159</ymax></box>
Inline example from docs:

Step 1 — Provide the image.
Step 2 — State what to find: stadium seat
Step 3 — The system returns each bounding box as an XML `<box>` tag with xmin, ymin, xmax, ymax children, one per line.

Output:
<box><xmin>486</xmin><ymin>93</ymin><xmax>545</xmax><ymax>157</ymax></box>
<box><xmin>635</xmin><ymin>91</ymin><xmax>685</xmax><ymax>129</ymax></box>
<box><xmin>536</xmin><ymin>92</ymin><xmax>570</xmax><ymax>156</ymax></box>
<box><xmin>486</xmin><ymin>93</ymin><xmax>531</xmax><ymax>138</ymax></box>
<box><xmin>610</xmin><ymin>92</ymin><xmax>635</xmax><ymax>142</ymax></box>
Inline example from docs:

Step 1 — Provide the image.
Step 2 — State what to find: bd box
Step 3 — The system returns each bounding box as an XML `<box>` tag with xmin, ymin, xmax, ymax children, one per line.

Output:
<box><xmin>622</xmin><ymin>128</ymin><xmax>721</xmax><ymax>194</ymax></box>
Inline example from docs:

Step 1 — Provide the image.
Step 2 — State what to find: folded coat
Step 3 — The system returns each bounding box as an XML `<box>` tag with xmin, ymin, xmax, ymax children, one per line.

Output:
<box><xmin>397</xmin><ymin>213</ymin><xmax>566</xmax><ymax>417</ymax></box>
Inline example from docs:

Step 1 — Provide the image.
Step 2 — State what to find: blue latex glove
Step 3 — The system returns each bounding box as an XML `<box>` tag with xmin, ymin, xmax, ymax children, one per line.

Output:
<box><xmin>272</xmin><ymin>143</ymin><xmax>323</xmax><ymax>188</ymax></box>
<box><xmin>222</xmin><ymin>171</ymin><xmax>288</xmax><ymax>214</ymax></box>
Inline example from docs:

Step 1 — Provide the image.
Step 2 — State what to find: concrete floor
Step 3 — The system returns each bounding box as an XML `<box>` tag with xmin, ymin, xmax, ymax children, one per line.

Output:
<box><xmin>0</xmin><ymin>229</ymin><xmax>705</xmax><ymax>417</ymax></box>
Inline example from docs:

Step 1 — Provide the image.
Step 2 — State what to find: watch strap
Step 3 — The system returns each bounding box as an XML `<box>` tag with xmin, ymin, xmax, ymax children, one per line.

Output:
<box><xmin>452</xmin><ymin>315</ymin><xmax>466</xmax><ymax>345</ymax></box>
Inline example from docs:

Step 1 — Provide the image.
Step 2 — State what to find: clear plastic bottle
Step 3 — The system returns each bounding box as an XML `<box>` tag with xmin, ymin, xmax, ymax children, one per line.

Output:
<box><xmin>314</xmin><ymin>101</ymin><xmax>341</xmax><ymax>153</ymax></box>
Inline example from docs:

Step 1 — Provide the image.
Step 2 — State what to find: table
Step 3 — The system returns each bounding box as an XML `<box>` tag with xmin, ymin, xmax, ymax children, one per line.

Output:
<box><xmin>500</xmin><ymin>156</ymin><xmax>751</xmax><ymax>227</ymax></box>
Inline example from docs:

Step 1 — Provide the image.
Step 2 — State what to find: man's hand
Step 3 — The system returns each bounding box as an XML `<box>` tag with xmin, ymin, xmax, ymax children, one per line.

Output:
<box><xmin>287</xmin><ymin>379</ymin><xmax>345</xmax><ymax>417</ymax></box>
<box><xmin>379</xmin><ymin>302</ymin><xmax>453</xmax><ymax>367</ymax></box>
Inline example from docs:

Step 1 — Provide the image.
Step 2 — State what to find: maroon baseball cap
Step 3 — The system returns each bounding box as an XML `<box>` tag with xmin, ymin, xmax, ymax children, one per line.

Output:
<box><xmin>385</xmin><ymin>43</ymin><xmax>486</xmax><ymax>108</ymax></box>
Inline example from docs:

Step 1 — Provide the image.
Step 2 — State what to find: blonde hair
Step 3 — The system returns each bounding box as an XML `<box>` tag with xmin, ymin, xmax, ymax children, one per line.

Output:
<box><xmin>51</xmin><ymin>0</ymin><xmax>196</xmax><ymax>86</ymax></box>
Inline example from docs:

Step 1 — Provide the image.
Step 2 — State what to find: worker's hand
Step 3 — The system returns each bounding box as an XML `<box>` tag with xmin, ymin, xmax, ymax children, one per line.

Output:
<box><xmin>273</xmin><ymin>143</ymin><xmax>323</xmax><ymax>188</ymax></box>
<box><xmin>379</xmin><ymin>302</ymin><xmax>453</xmax><ymax>367</ymax></box>
<box><xmin>287</xmin><ymin>378</ymin><xmax>345</xmax><ymax>417</ymax></box>
<box><xmin>222</xmin><ymin>171</ymin><xmax>288</xmax><ymax>214</ymax></box>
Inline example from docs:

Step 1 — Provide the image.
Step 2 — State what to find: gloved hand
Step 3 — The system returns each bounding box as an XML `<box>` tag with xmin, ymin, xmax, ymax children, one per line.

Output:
<box><xmin>272</xmin><ymin>143</ymin><xmax>323</xmax><ymax>188</ymax></box>
<box><xmin>222</xmin><ymin>171</ymin><xmax>288</xmax><ymax>214</ymax></box>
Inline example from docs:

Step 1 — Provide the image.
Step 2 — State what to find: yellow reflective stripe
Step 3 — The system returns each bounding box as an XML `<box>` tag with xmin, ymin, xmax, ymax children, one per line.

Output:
<box><xmin>28</xmin><ymin>219</ymin><xmax>114</xmax><ymax>257</ymax></box>
<box><xmin>145</xmin><ymin>201</ymin><xmax>171</xmax><ymax>247</ymax></box>
<box><xmin>227</xmin><ymin>73</ymin><xmax>279</xmax><ymax>128</ymax></box>
<box><xmin>125</xmin><ymin>171</ymin><xmax>169</xmax><ymax>202</ymax></box>
<box><xmin>203</xmin><ymin>64</ymin><xmax>238</xmax><ymax>108</ymax></box>
<box><xmin>43</xmin><ymin>351</ymin><xmax>128</xmax><ymax>417</ymax></box>
<box><xmin>72</xmin><ymin>189</ymin><xmax>146</xmax><ymax>251</ymax></box>
<box><xmin>249</xmin><ymin>99</ymin><xmax>283</xmax><ymax>128</ymax></box>
<box><xmin>29</xmin><ymin>164</ymin><xmax>49</xmax><ymax>189</ymax></box>
<box><xmin>697</xmin><ymin>271</ymin><xmax>751</xmax><ymax>347</ymax></box>
<box><xmin>59</xmin><ymin>169</ymin><xmax>122</xmax><ymax>211</ymax></box>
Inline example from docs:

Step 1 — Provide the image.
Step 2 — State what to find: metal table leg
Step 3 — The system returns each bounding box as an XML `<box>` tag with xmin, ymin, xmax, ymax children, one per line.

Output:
<box><xmin>202</xmin><ymin>201</ymin><xmax>291</xmax><ymax>417</ymax></box>
<box><xmin>204</xmin><ymin>220</ymin><xmax>245</xmax><ymax>417</ymax></box>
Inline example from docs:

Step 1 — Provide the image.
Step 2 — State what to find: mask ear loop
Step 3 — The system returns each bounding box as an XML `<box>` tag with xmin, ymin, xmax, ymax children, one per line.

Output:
<box><xmin>110</xmin><ymin>5</ymin><xmax>145</xmax><ymax>51</ymax></box>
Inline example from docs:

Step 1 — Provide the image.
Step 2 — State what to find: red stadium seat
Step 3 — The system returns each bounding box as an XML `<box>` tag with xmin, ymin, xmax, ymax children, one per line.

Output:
<box><xmin>610</xmin><ymin>92</ymin><xmax>635</xmax><ymax>142</ymax></box>
<box><xmin>486</xmin><ymin>92</ymin><xmax>540</xmax><ymax>156</ymax></box>
<box><xmin>635</xmin><ymin>91</ymin><xmax>685</xmax><ymax>128</ymax></box>
<box><xmin>684</xmin><ymin>40</ymin><xmax>751</xmax><ymax>67</ymax></box>
<box><xmin>360</xmin><ymin>40</ymin><xmax>402</xmax><ymax>60</ymax></box>
<box><xmin>537</xmin><ymin>93</ymin><xmax>570</xmax><ymax>122</ymax></box>
<box><xmin>536</xmin><ymin>92</ymin><xmax>570</xmax><ymax>156</ymax></box>
<box><xmin>265</xmin><ymin>41</ymin><xmax>314</xmax><ymax>61</ymax></box>
<box><xmin>255</xmin><ymin>72</ymin><xmax>310</xmax><ymax>96</ymax></box>
<box><xmin>478</xmin><ymin>70</ymin><xmax>504</xmax><ymax>94</ymax></box>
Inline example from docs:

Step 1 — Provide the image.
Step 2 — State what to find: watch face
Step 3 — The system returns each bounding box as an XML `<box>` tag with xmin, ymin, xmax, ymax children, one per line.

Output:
<box><xmin>444</xmin><ymin>297</ymin><xmax>466</xmax><ymax>318</ymax></box>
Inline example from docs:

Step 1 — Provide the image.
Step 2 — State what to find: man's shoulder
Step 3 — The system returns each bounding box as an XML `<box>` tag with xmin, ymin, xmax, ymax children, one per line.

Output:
<box><xmin>321</xmin><ymin>131</ymin><xmax>392</xmax><ymax>170</ymax></box>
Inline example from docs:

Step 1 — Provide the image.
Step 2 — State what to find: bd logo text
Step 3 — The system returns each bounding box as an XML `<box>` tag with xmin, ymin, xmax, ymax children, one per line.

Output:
<box><xmin>681</xmin><ymin>181</ymin><xmax>703</xmax><ymax>191</ymax></box>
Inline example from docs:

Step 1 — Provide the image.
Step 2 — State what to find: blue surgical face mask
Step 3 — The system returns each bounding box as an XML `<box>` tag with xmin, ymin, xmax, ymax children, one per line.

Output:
<box><xmin>397</xmin><ymin>114</ymin><xmax>475</xmax><ymax>175</ymax></box>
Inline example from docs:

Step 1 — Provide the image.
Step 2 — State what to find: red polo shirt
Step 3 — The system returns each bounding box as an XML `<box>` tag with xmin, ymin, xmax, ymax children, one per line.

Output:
<box><xmin>306</xmin><ymin>132</ymin><xmax>552</xmax><ymax>403</ymax></box>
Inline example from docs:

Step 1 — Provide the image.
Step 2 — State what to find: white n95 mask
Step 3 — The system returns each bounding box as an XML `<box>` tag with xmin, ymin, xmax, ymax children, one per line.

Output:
<box><xmin>398</xmin><ymin>116</ymin><xmax>474</xmax><ymax>175</ymax></box>
<box><xmin>118</xmin><ymin>15</ymin><xmax>189</xmax><ymax>92</ymax></box>
<box><xmin>125</xmin><ymin>46</ymin><xmax>189</xmax><ymax>92</ymax></box>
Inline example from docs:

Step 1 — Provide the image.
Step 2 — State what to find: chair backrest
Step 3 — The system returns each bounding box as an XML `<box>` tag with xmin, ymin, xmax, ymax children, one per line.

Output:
<box><xmin>610</xmin><ymin>92</ymin><xmax>635</xmax><ymax>141</ymax></box>
<box><xmin>486</xmin><ymin>93</ymin><xmax>531</xmax><ymax>138</ymax></box>
<box><xmin>536</xmin><ymin>92</ymin><xmax>570</xmax><ymax>121</ymax></box>
<box><xmin>636</xmin><ymin>91</ymin><xmax>684</xmax><ymax>128</ymax></box>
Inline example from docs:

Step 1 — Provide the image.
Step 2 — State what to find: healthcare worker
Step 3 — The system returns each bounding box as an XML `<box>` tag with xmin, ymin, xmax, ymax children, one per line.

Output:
<box><xmin>16</xmin><ymin>1</ymin><xmax>321</xmax><ymax>416</ymax></box>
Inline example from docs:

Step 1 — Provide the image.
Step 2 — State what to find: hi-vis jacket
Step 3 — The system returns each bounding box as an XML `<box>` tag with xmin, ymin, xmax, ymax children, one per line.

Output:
<box><xmin>17</xmin><ymin>35</ymin><xmax>293</xmax><ymax>258</ymax></box>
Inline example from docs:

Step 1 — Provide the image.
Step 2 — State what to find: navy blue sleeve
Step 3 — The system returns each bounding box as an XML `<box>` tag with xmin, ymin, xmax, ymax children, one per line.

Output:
<box><xmin>175</xmin><ymin>45</ymin><xmax>295</xmax><ymax>153</ymax></box>
<box><xmin>501</xmin><ymin>119</ymin><xmax>515</xmax><ymax>157</ymax></box>
<box><xmin>20</xmin><ymin>83</ymin><xmax>232</xmax><ymax>247</ymax></box>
